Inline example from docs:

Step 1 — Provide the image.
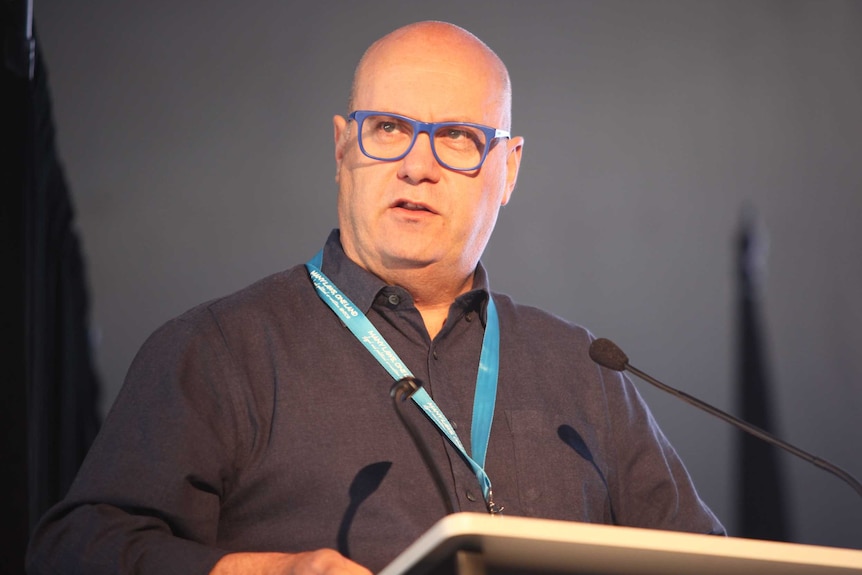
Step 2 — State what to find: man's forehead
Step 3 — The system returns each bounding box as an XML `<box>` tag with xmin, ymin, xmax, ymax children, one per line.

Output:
<box><xmin>356</xmin><ymin>42</ymin><xmax>499</xmax><ymax>94</ymax></box>
<box><xmin>362</xmin><ymin>34</ymin><xmax>494</xmax><ymax>78</ymax></box>
<box><xmin>348</xmin><ymin>22</ymin><xmax>511</xmax><ymax>126</ymax></box>
<box><xmin>354</xmin><ymin>60</ymin><xmax>503</xmax><ymax>122</ymax></box>
<box><xmin>362</xmin><ymin>56</ymin><xmax>494</xmax><ymax>89</ymax></box>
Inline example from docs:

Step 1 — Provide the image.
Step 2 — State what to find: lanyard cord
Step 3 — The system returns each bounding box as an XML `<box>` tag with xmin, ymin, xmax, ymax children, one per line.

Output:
<box><xmin>306</xmin><ymin>250</ymin><xmax>501</xmax><ymax>513</ymax></box>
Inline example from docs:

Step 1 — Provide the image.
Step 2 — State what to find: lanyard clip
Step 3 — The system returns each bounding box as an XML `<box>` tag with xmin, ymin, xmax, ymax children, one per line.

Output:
<box><xmin>486</xmin><ymin>489</ymin><xmax>504</xmax><ymax>515</ymax></box>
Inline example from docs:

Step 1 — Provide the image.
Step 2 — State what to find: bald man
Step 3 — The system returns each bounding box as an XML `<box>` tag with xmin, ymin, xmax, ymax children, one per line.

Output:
<box><xmin>27</xmin><ymin>22</ymin><xmax>723</xmax><ymax>575</ymax></box>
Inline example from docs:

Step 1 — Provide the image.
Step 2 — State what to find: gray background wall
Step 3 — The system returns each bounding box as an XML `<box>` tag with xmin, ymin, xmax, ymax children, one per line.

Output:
<box><xmin>35</xmin><ymin>0</ymin><xmax>861</xmax><ymax>550</ymax></box>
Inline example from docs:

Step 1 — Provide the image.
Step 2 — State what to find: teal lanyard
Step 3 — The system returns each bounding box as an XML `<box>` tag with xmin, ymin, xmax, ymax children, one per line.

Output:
<box><xmin>306</xmin><ymin>250</ymin><xmax>502</xmax><ymax>513</ymax></box>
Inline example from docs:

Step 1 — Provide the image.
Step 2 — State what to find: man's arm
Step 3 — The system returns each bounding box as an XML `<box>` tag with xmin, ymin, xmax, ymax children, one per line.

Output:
<box><xmin>27</xmin><ymin>312</ymin><xmax>251</xmax><ymax>574</ymax></box>
<box><xmin>602</xmin><ymin>367</ymin><xmax>725</xmax><ymax>534</ymax></box>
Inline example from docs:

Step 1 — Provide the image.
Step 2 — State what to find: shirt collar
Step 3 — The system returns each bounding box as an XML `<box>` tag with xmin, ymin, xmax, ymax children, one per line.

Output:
<box><xmin>319</xmin><ymin>229</ymin><xmax>490</xmax><ymax>320</ymax></box>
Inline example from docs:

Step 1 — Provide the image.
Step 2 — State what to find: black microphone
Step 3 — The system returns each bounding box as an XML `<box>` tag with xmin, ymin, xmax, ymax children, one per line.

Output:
<box><xmin>588</xmin><ymin>337</ymin><xmax>862</xmax><ymax>499</ymax></box>
<box><xmin>390</xmin><ymin>377</ymin><xmax>455</xmax><ymax>514</ymax></box>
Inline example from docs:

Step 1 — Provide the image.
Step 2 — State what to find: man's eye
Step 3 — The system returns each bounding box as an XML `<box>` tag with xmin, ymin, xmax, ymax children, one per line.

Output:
<box><xmin>381</xmin><ymin>122</ymin><xmax>397</xmax><ymax>133</ymax></box>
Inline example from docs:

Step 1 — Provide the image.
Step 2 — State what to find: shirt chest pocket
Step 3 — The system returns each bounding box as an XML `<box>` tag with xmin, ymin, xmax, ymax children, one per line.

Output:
<box><xmin>502</xmin><ymin>409</ymin><xmax>615</xmax><ymax>523</ymax></box>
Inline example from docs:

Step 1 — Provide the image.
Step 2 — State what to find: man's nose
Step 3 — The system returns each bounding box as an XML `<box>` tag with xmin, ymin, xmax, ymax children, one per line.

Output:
<box><xmin>397</xmin><ymin>132</ymin><xmax>441</xmax><ymax>183</ymax></box>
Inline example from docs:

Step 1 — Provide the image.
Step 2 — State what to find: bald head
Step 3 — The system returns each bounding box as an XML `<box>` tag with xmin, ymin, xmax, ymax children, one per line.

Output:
<box><xmin>348</xmin><ymin>21</ymin><xmax>513</xmax><ymax>129</ymax></box>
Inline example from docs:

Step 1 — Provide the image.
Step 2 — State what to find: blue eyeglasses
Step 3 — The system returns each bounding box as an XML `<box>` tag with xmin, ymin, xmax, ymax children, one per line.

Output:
<box><xmin>347</xmin><ymin>110</ymin><xmax>510</xmax><ymax>171</ymax></box>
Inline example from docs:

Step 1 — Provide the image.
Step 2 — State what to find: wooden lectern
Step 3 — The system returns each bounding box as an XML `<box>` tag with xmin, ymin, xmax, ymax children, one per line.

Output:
<box><xmin>379</xmin><ymin>513</ymin><xmax>862</xmax><ymax>575</ymax></box>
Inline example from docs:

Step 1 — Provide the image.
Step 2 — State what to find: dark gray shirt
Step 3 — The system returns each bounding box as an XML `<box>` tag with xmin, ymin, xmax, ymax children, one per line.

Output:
<box><xmin>27</xmin><ymin>230</ymin><xmax>723</xmax><ymax>575</ymax></box>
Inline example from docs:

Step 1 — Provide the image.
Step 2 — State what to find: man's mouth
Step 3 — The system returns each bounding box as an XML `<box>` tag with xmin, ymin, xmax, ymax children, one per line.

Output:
<box><xmin>394</xmin><ymin>200</ymin><xmax>434</xmax><ymax>213</ymax></box>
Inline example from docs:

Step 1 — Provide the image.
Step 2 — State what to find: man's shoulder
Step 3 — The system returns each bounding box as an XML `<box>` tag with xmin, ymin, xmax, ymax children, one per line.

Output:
<box><xmin>201</xmin><ymin>264</ymin><xmax>311</xmax><ymax>318</ymax></box>
<box><xmin>491</xmin><ymin>291</ymin><xmax>592</xmax><ymax>341</ymax></box>
<box><xmin>152</xmin><ymin>263</ymin><xmax>313</xmax><ymax>342</ymax></box>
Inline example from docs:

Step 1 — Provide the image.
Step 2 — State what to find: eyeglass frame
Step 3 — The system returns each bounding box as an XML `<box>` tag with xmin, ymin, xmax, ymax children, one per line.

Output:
<box><xmin>347</xmin><ymin>110</ymin><xmax>511</xmax><ymax>172</ymax></box>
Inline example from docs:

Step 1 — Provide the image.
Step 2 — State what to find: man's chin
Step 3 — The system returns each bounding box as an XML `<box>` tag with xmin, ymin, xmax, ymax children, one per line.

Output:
<box><xmin>380</xmin><ymin>252</ymin><xmax>439</xmax><ymax>271</ymax></box>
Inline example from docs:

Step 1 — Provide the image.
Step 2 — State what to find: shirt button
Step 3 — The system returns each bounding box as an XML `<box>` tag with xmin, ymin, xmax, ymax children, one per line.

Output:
<box><xmin>465</xmin><ymin>312</ymin><xmax>474</xmax><ymax>322</ymax></box>
<box><xmin>432</xmin><ymin>350</ymin><xmax>439</xmax><ymax>360</ymax></box>
<box><xmin>450</xmin><ymin>420</ymin><xmax>458</xmax><ymax>430</ymax></box>
<box><xmin>465</xmin><ymin>490</ymin><xmax>477</xmax><ymax>502</ymax></box>
<box><xmin>387</xmin><ymin>294</ymin><xmax>400</xmax><ymax>306</ymax></box>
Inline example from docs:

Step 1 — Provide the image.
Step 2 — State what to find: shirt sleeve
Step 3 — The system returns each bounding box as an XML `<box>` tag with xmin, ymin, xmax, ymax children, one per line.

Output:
<box><xmin>603</xmin><ymin>367</ymin><xmax>726</xmax><ymax>535</ymax></box>
<box><xmin>26</xmin><ymin>307</ymin><xmax>251</xmax><ymax>575</ymax></box>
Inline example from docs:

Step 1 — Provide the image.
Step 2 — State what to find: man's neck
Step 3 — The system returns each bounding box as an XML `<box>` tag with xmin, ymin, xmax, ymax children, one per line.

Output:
<box><xmin>382</xmin><ymin>265</ymin><xmax>475</xmax><ymax>340</ymax></box>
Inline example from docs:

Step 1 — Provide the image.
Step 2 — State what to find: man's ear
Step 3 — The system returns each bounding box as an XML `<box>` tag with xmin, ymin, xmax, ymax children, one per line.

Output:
<box><xmin>501</xmin><ymin>136</ymin><xmax>524</xmax><ymax>206</ymax></box>
<box><xmin>333</xmin><ymin>115</ymin><xmax>349</xmax><ymax>179</ymax></box>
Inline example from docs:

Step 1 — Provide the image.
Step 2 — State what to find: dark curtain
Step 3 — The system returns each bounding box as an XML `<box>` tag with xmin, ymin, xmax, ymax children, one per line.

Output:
<box><xmin>735</xmin><ymin>211</ymin><xmax>790</xmax><ymax>541</ymax></box>
<box><xmin>2</xmin><ymin>2</ymin><xmax>101</xmax><ymax>572</ymax></box>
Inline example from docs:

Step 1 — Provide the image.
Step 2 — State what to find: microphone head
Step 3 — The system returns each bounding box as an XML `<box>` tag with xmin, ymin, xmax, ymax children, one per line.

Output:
<box><xmin>589</xmin><ymin>338</ymin><xmax>629</xmax><ymax>372</ymax></box>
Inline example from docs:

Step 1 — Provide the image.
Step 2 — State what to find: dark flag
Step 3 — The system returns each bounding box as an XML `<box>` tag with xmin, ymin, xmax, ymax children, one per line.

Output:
<box><xmin>735</xmin><ymin>210</ymin><xmax>790</xmax><ymax>541</ymax></box>
<box><xmin>1</xmin><ymin>2</ymin><xmax>101</xmax><ymax>572</ymax></box>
